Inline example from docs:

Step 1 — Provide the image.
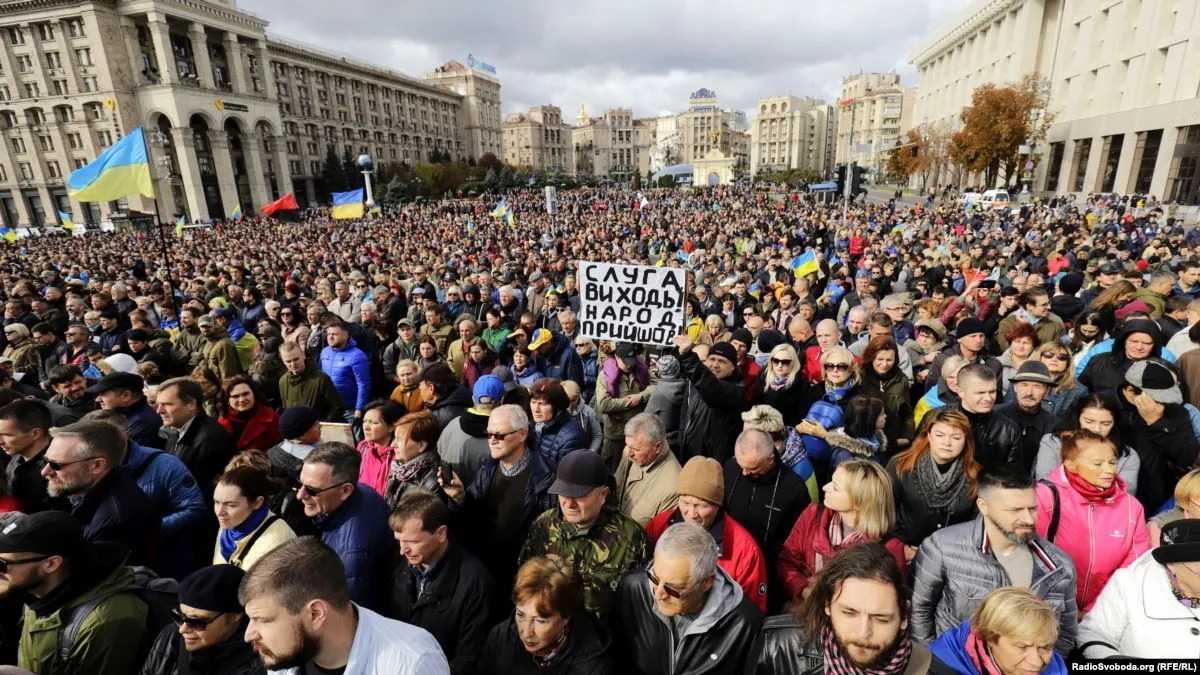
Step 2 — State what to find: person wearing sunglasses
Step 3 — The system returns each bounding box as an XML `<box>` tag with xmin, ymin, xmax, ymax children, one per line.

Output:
<box><xmin>2</xmin><ymin>511</ymin><xmax>150</xmax><ymax>675</ymax></box>
<box><xmin>613</xmin><ymin>521</ymin><xmax>762</xmax><ymax>674</ymax></box>
<box><xmin>141</xmin><ymin>564</ymin><xmax>259</xmax><ymax>675</ymax></box>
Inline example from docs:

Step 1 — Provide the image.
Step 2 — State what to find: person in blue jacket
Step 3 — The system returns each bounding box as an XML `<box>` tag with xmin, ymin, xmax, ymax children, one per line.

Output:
<box><xmin>319</xmin><ymin>322</ymin><xmax>371</xmax><ymax>420</ymax></box>
<box><xmin>528</xmin><ymin>377</ymin><xmax>588</xmax><ymax>469</ymax></box>
<box><xmin>88</xmin><ymin>371</ymin><xmax>163</xmax><ymax>449</ymax></box>
<box><xmin>296</xmin><ymin>441</ymin><xmax>393</xmax><ymax>610</ymax></box>
<box><xmin>529</xmin><ymin>328</ymin><xmax>584</xmax><ymax>388</ymax></box>
<box><xmin>929</xmin><ymin>587</ymin><xmax>1067</xmax><ymax>675</ymax></box>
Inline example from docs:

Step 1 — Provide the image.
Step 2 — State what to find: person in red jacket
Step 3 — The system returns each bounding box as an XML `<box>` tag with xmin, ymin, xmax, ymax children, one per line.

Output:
<box><xmin>217</xmin><ymin>374</ymin><xmax>281</xmax><ymax>453</ymax></box>
<box><xmin>645</xmin><ymin>455</ymin><xmax>768</xmax><ymax>613</ymax></box>
<box><xmin>778</xmin><ymin>459</ymin><xmax>906</xmax><ymax>604</ymax></box>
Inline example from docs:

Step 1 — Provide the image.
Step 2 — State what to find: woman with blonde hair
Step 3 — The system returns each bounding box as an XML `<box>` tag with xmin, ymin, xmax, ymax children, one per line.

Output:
<box><xmin>703</xmin><ymin>313</ymin><xmax>730</xmax><ymax>345</ymax></box>
<box><xmin>777</xmin><ymin>459</ymin><xmax>905</xmax><ymax>603</ymax></box>
<box><xmin>1148</xmin><ymin>468</ymin><xmax>1200</xmax><ymax>545</ymax></box>
<box><xmin>750</xmin><ymin>343</ymin><xmax>807</xmax><ymax>426</ymax></box>
<box><xmin>1017</xmin><ymin>342</ymin><xmax>1088</xmax><ymax>416</ymax></box>
<box><xmin>796</xmin><ymin>346</ymin><xmax>862</xmax><ymax>482</ymax></box>
<box><xmin>930</xmin><ymin>587</ymin><xmax>1067</xmax><ymax>674</ymax></box>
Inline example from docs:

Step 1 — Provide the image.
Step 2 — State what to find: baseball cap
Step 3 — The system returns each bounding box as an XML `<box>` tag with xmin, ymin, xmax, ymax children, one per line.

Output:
<box><xmin>472</xmin><ymin>375</ymin><xmax>506</xmax><ymax>406</ymax></box>
<box><xmin>1098</xmin><ymin>263</ymin><xmax>1121</xmax><ymax>275</ymax></box>
<box><xmin>1153</xmin><ymin>519</ymin><xmax>1200</xmax><ymax>564</ymax></box>
<box><xmin>614</xmin><ymin>343</ymin><xmax>641</xmax><ymax>368</ymax></box>
<box><xmin>1125</xmin><ymin>361</ymin><xmax>1181</xmax><ymax>404</ymax></box>
<box><xmin>396</xmin><ymin>318</ymin><xmax>415</xmax><ymax>329</ymax></box>
<box><xmin>528</xmin><ymin>328</ymin><xmax>553</xmax><ymax>351</ymax></box>
<box><xmin>212</xmin><ymin>307</ymin><xmax>236</xmax><ymax>320</ymax></box>
<box><xmin>490</xmin><ymin>365</ymin><xmax>518</xmax><ymax>392</ymax></box>
<box><xmin>548</xmin><ymin>450</ymin><xmax>608</xmax><ymax>498</ymax></box>
<box><xmin>86</xmin><ymin>371</ymin><xmax>144</xmax><ymax>396</ymax></box>
<box><xmin>0</xmin><ymin>511</ymin><xmax>84</xmax><ymax>556</ymax></box>
<box><xmin>197</xmin><ymin>314</ymin><xmax>215</xmax><ymax>327</ymax></box>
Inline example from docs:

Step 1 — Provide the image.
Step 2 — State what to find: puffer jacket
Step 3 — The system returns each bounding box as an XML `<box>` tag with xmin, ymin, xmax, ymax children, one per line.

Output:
<box><xmin>677</xmin><ymin>349</ymin><xmax>745</xmax><ymax>464</ymax></box>
<box><xmin>544</xmin><ymin>333</ymin><xmax>586</xmax><ymax>387</ymax></box>
<box><xmin>122</xmin><ymin>440</ymin><xmax>206</xmax><ymax>579</ymax></box>
<box><xmin>929</xmin><ymin>620</ymin><xmax>1067</xmax><ymax>675</ymax></box>
<box><xmin>910</xmin><ymin>515</ymin><xmax>1078</xmax><ymax>656</ymax></box>
<box><xmin>613</xmin><ymin>567</ymin><xmax>761</xmax><ymax>675</ymax></box>
<box><xmin>1034</xmin><ymin>434</ymin><xmax>1141</xmax><ymax>497</ymax></box>
<box><xmin>313</xmin><ymin>483</ymin><xmax>394</xmax><ymax>610</ymax></box>
<box><xmin>826</xmin><ymin>429</ymin><xmax>887</xmax><ymax>471</ymax></box>
<box><xmin>140</xmin><ymin>618</ymin><xmax>265</xmax><ymax>675</ymax></box>
<box><xmin>533</xmin><ymin>410</ymin><xmax>589</xmax><ymax>469</ymax></box>
<box><xmin>1036</xmin><ymin>465</ymin><xmax>1149</xmax><ymax>611</ymax></box>
<box><xmin>757</xmin><ymin>614</ymin><xmax>933</xmax><ymax>675</ymax></box>
<box><xmin>202</xmin><ymin>327</ymin><xmax>243</xmax><ymax>381</ymax></box>
<box><xmin>477</xmin><ymin>610</ymin><xmax>615</xmax><ymax>675</ymax></box>
<box><xmin>778</xmin><ymin>504</ymin><xmax>906</xmax><ymax>603</ymax></box>
<box><xmin>18</xmin><ymin>543</ymin><xmax>150</xmax><ymax>675</ymax></box>
<box><xmin>429</xmin><ymin>385</ymin><xmax>472</xmax><ymax>431</ymax></box>
<box><xmin>319</xmin><ymin>337</ymin><xmax>372</xmax><ymax>411</ymax></box>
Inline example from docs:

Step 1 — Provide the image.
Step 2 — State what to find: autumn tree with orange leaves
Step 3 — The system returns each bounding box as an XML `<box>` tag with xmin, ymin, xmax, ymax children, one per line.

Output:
<box><xmin>949</xmin><ymin>74</ymin><xmax>1053</xmax><ymax>189</ymax></box>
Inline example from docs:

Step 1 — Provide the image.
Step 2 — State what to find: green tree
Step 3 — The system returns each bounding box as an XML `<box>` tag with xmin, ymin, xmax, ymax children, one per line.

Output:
<box><xmin>317</xmin><ymin>146</ymin><xmax>347</xmax><ymax>202</ymax></box>
<box><xmin>414</xmin><ymin>163</ymin><xmax>443</xmax><ymax>196</ymax></box>
<box><xmin>478</xmin><ymin>152</ymin><xmax>504</xmax><ymax>174</ymax></box>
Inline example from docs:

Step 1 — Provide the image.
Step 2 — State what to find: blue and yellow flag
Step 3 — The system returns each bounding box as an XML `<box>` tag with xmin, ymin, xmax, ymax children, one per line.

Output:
<box><xmin>67</xmin><ymin>127</ymin><xmax>154</xmax><ymax>202</ymax></box>
<box><xmin>790</xmin><ymin>251</ymin><xmax>819</xmax><ymax>278</ymax></box>
<box><xmin>489</xmin><ymin>200</ymin><xmax>508</xmax><ymax>218</ymax></box>
<box><xmin>331</xmin><ymin>189</ymin><xmax>364</xmax><ymax>220</ymax></box>
<box><xmin>0</xmin><ymin>228</ymin><xmax>16</xmax><ymax>243</ymax></box>
<box><xmin>175</xmin><ymin>214</ymin><xmax>186</xmax><ymax>238</ymax></box>
<box><xmin>230</xmin><ymin>203</ymin><xmax>243</xmax><ymax>222</ymax></box>
<box><xmin>504</xmin><ymin>208</ymin><xmax>514</xmax><ymax>228</ymax></box>
<box><xmin>891</xmin><ymin>223</ymin><xmax>905</xmax><ymax>234</ymax></box>
<box><xmin>369</xmin><ymin>204</ymin><xmax>382</xmax><ymax>217</ymax></box>
<box><xmin>57</xmin><ymin>211</ymin><xmax>76</xmax><ymax>230</ymax></box>
<box><xmin>466</xmin><ymin>220</ymin><xmax>476</xmax><ymax>233</ymax></box>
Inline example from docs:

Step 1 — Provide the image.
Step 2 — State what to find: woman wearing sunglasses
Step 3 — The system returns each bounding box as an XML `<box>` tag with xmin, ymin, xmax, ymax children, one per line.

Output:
<box><xmin>212</xmin><ymin>466</ymin><xmax>295</xmax><ymax>569</ymax></box>
<box><xmin>795</xmin><ymin>346</ymin><xmax>861</xmax><ymax>483</ymax></box>
<box><xmin>1013</xmin><ymin>343</ymin><xmax>1088</xmax><ymax>416</ymax></box>
<box><xmin>141</xmin><ymin>564</ymin><xmax>260</xmax><ymax>675</ymax></box>
<box><xmin>750</xmin><ymin>344</ymin><xmax>808</xmax><ymax>427</ymax></box>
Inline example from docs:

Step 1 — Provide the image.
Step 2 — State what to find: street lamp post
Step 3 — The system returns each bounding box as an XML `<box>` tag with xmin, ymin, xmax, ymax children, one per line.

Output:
<box><xmin>357</xmin><ymin>154</ymin><xmax>375</xmax><ymax>206</ymax></box>
<box><xmin>840</xmin><ymin>98</ymin><xmax>857</xmax><ymax>227</ymax></box>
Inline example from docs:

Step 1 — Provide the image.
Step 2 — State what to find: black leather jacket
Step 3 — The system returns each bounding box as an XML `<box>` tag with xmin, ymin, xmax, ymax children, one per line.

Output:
<box><xmin>953</xmin><ymin>406</ymin><xmax>1021</xmax><ymax>472</ymax></box>
<box><xmin>757</xmin><ymin>614</ymin><xmax>935</xmax><ymax>675</ymax></box>
<box><xmin>140</xmin><ymin>620</ymin><xmax>264</xmax><ymax>675</ymax></box>
<box><xmin>613</xmin><ymin>569</ymin><xmax>761</xmax><ymax>675</ymax></box>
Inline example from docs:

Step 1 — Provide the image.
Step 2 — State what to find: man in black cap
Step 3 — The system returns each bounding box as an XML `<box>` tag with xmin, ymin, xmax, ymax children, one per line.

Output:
<box><xmin>90</xmin><ymin>371</ymin><xmax>163</xmax><ymax>449</ymax></box>
<box><xmin>1119</xmin><ymin>360</ymin><xmax>1200</xmax><ymax>511</ymax></box>
<box><xmin>1050</xmin><ymin>272</ymin><xmax>1085</xmax><ymax>325</ymax></box>
<box><xmin>140</xmin><ymin>565</ymin><xmax>261</xmax><ymax>675</ymax></box>
<box><xmin>926</xmin><ymin>317</ymin><xmax>1002</xmax><ymax>393</ymax></box>
<box><xmin>42</xmin><ymin>419</ymin><xmax>161</xmax><ymax>567</ymax></box>
<box><xmin>267</xmin><ymin>405</ymin><xmax>321</xmax><ymax>484</ymax></box>
<box><xmin>518</xmin><ymin>449</ymin><xmax>650</xmax><ymax>620</ymax></box>
<box><xmin>671</xmin><ymin>334</ymin><xmax>746</xmax><ymax>464</ymax></box>
<box><xmin>996</xmin><ymin>361</ymin><xmax>1061</xmax><ymax>475</ymax></box>
<box><xmin>2</xmin><ymin>511</ymin><xmax>151</xmax><ymax>675</ymax></box>
<box><xmin>1079</xmin><ymin>262</ymin><xmax>1122</xmax><ymax>309</ymax></box>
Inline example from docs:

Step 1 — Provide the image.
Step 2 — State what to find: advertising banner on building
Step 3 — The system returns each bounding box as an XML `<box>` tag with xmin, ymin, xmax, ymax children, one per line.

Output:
<box><xmin>578</xmin><ymin>261</ymin><xmax>686</xmax><ymax>346</ymax></box>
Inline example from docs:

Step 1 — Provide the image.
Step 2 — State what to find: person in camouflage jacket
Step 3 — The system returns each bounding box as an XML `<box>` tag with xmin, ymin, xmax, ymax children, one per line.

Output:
<box><xmin>518</xmin><ymin>449</ymin><xmax>650</xmax><ymax>620</ymax></box>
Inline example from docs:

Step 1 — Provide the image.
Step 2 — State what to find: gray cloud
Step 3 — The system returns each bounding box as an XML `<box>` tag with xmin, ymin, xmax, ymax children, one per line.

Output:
<box><xmin>243</xmin><ymin>0</ymin><xmax>972</xmax><ymax>118</ymax></box>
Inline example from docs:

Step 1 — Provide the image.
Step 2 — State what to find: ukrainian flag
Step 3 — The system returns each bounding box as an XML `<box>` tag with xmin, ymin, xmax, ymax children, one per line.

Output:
<box><xmin>175</xmin><ymin>214</ymin><xmax>186</xmax><ymax>238</ymax></box>
<box><xmin>67</xmin><ymin>127</ymin><xmax>154</xmax><ymax>202</ymax></box>
<box><xmin>790</xmin><ymin>251</ymin><xmax>819</xmax><ymax>278</ymax></box>
<box><xmin>230</xmin><ymin>203</ymin><xmax>243</xmax><ymax>222</ymax></box>
<box><xmin>489</xmin><ymin>200</ymin><xmax>508</xmax><ymax>218</ymax></box>
<box><xmin>369</xmin><ymin>204</ymin><xmax>382</xmax><ymax>217</ymax></box>
<box><xmin>57</xmin><ymin>211</ymin><xmax>76</xmax><ymax>230</ymax></box>
<box><xmin>0</xmin><ymin>228</ymin><xmax>16</xmax><ymax>243</ymax></box>
<box><xmin>331</xmin><ymin>189</ymin><xmax>364</xmax><ymax>220</ymax></box>
<box><xmin>504</xmin><ymin>208</ymin><xmax>514</xmax><ymax>227</ymax></box>
<box><xmin>891</xmin><ymin>223</ymin><xmax>905</xmax><ymax>234</ymax></box>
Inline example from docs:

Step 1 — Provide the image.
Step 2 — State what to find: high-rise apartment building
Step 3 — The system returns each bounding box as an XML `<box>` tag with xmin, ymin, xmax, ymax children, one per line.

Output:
<box><xmin>750</xmin><ymin>95</ymin><xmax>838</xmax><ymax>178</ymax></box>
<box><xmin>835</xmin><ymin>73</ymin><xmax>914</xmax><ymax>176</ymax></box>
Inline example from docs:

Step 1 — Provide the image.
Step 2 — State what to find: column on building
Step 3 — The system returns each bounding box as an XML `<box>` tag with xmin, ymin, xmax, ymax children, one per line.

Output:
<box><xmin>146</xmin><ymin>12</ymin><xmax>178</xmax><ymax>85</ymax></box>
<box><xmin>1081</xmin><ymin>135</ymin><xmax>1106</xmax><ymax>194</ymax></box>
<box><xmin>208</xmin><ymin>132</ymin><xmax>240</xmax><ymax>216</ymax></box>
<box><xmin>170</xmin><ymin>127</ymin><xmax>208</xmax><ymax>220</ymax></box>
<box><xmin>33</xmin><ymin>185</ymin><xmax>54</xmax><ymax>225</ymax></box>
<box><xmin>254</xmin><ymin>41</ymin><xmax>274</xmax><ymax>97</ymax></box>
<box><xmin>241</xmin><ymin>131</ymin><xmax>270</xmax><ymax>208</ymax></box>
<box><xmin>272</xmin><ymin>134</ymin><xmax>293</xmax><ymax>199</ymax></box>
<box><xmin>120</xmin><ymin>17</ymin><xmax>145</xmax><ymax>87</ymax></box>
<box><xmin>1148</xmin><ymin>126</ymin><xmax>1180</xmax><ymax>199</ymax></box>
<box><xmin>189</xmin><ymin>24</ymin><xmax>214</xmax><ymax>89</ymax></box>
<box><xmin>1055</xmin><ymin>139</ymin><xmax>1077</xmax><ymax>195</ymax></box>
<box><xmin>224</xmin><ymin>33</ymin><xmax>247</xmax><ymax>94</ymax></box>
<box><xmin>1112</xmin><ymin>132</ymin><xmax>1138</xmax><ymax>195</ymax></box>
<box><xmin>146</xmin><ymin>130</ymin><xmax>177</xmax><ymax>220</ymax></box>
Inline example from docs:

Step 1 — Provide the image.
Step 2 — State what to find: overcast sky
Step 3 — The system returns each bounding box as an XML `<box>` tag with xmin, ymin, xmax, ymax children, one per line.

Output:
<box><xmin>242</xmin><ymin>0</ymin><xmax>974</xmax><ymax>120</ymax></box>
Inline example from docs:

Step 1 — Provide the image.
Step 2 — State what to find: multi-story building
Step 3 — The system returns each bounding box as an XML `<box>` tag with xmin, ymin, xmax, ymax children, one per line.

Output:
<box><xmin>571</xmin><ymin>106</ymin><xmax>638</xmax><ymax>183</ymax></box>
<box><xmin>502</xmin><ymin>104</ymin><xmax>571</xmax><ymax>172</ymax></box>
<box><xmin>835</xmin><ymin>73</ymin><xmax>914</xmax><ymax>176</ymax></box>
<box><xmin>0</xmin><ymin>0</ymin><xmax>500</xmax><ymax>227</ymax></box>
<box><xmin>422</xmin><ymin>58</ymin><xmax>502</xmax><ymax>160</ymax></box>
<box><xmin>750</xmin><ymin>95</ymin><xmax>838</xmax><ymax>178</ymax></box>
<box><xmin>675</xmin><ymin>88</ymin><xmax>749</xmax><ymax>174</ymax></box>
<box><xmin>910</xmin><ymin>0</ymin><xmax>1200</xmax><ymax>202</ymax></box>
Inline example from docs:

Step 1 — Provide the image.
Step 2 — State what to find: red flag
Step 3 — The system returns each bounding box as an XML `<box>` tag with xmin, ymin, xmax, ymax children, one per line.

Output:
<box><xmin>261</xmin><ymin>193</ymin><xmax>298</xmax><ymax>217</ymax></box>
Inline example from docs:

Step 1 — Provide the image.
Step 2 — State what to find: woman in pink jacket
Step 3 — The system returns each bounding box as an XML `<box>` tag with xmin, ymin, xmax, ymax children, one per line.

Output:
<box><xmin>1036</xmin><ymin>429</ymin><xmax>1149</xmax><ymax>612</ymax></box>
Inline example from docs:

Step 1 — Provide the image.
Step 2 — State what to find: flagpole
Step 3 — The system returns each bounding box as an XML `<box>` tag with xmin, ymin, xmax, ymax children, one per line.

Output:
<box><xmin>142</xmin><ymin>126</ymin><xmax>176</xmax><ymax>292</ymax></box>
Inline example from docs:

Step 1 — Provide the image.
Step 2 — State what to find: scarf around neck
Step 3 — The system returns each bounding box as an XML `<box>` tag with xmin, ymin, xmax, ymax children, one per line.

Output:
<box><xmin>965</xmin><ymin>626</ymin><xmax>1004</xmax><ymax>675</ymax></box>
<box><xmin>1063</xmin><ymin>466</ymin><xmax>1122</xmax><ymax>502</ymax></box>
<box><xmin>392</xmin><ymin>451</ymin><xmax>437</xmax><ymax>484</ymax></box>
<box><xmin>820</xmin><ymin>625</ymin><xmax>913</xmax><ymax>675</ymax></box>
<box><xmin>915</xmin><ymin>453</ymin><xmax>970</xmax><ymax>513</ymax></box>
<box><xmin>219</xmin><ymin>503</ymin><xmax>269</xmax><ymax>561</ymax></box>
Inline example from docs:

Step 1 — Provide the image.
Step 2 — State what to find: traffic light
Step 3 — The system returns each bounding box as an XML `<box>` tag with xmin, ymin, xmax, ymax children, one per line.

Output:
<box><xmin>850</xmin><ymin>164</ymin><xmax>865</xmax><ymax>196</ymax></box>
<box><xmin>835</xmin><ymin>165</ymin><xmax>847</xmax><ymax>195</ymax></box>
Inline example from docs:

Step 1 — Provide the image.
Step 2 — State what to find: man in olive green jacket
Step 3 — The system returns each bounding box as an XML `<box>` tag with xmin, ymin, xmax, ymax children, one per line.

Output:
<box><xmin>278</xmin><ymin>341</ymin><xmax>346</xmax><ymax>423</ymax></box>
<box><xmin>2</xmin><ymin>512</ymin><xmax>149</xmax><ymax>675</ymax></box>
<box><xmin>593</xmin><ymin>344</ymin><xmax>655</xmax><ymax>471</ymax></box>
<box><xmin>198</xmin><ymin>315</ymin><xmax>242</xmax><ymax>381</ymax></box>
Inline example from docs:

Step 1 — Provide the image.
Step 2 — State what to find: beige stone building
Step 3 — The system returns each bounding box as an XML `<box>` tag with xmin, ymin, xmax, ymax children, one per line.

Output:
<box><xmin>422</xmin><ymin>57</ymin><xmax>502</xmax><ymax>160</ymax></box>
<box><xmin>0</xmin><ymin>0</ymin><xmax>500</xmax><ymax>226</ymax></box>
<box><xmin>750</xmin><ymin>95</ymin><xmax>838</xmax><ymax>178</ymax></box>
<box><xmin>674</xmin><ymin>88</ymin><xmax>749</xmax><ymax>174</ymax></box>
<box><xmin>502</xmin><ymin>104</ymin><xmax>571</xmax><ymax>172</ymax></box>
<box><xmin>571</xmin><ymin>106</ymin><xmax>639</xmax><ymax>183</ymax></box>
<box><xmin>910</xmin><ymin>0</ymin><xmax>1200</xmax><ymax>202</ymax></box>
<box><xmin>835</xmin><ymin>73</ymin><xmax>914</xmax><ymax>177</ymax></box>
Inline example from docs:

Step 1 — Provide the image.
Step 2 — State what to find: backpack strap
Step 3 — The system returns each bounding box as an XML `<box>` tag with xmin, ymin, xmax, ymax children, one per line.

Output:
<box><xmin>231</xmin><ymin>515</ymin><xmax>280</xmax><ymax>568</ymax></box>
<box><xmin>130</xmin><ymin>449</ymin><xmax>165</xmax><ymax>482</ymax></box>
<box><xmin>1038</xmin><ymin>478</ymin><xmax>1060</xmax><ymax>543</ymax></box>
<box><xmin>57</xmin><ymin>590</ymin><xmax>124</xmax><ymax>663</ymax></box>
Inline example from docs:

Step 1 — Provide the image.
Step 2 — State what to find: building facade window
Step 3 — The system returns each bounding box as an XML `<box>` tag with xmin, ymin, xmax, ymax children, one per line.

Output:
<box><xmin>1130</xmin><ymin>129</ymin><xmax>1163</xmax><ymax>194</ymax></box>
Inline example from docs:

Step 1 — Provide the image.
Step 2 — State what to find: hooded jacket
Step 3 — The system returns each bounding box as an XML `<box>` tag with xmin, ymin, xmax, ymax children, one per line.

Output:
<box><xmin>533</xmin><ymin>410</ymin><xmax>589</xmax><ymax>469</ymax></box>
<box><xmin>612</xmin><ymin>566</ymin><xmax>761</xmax><ymax>675</ymax></box>
<box><xmin>1035</xmin><ymin>465</ymin><xmax>1149</xmax><ymax>611</ymax></box>
<box><xmin>477</xmin><ymin>611</ymin><xmax>615</xmax><ymax>675</ymax></box>
<box><xmin>202</xmin><ymin>325</ymin><xmax>243</xmax><ymax>381</ymax></box>
<box><xmin>119</xmin><ymin>397</ymin><xmax>165</xmax><ymax>450</ymax></box>
<box><xmin>320</xmin><ymin>336</ymin><xmax>372</xmax><ymax>411</ymax></box>
<box><xmin>928</xmin><ymin>620</ymin><xmax>1067</xmax><ymax>675</ymax></box>
<box><xmin>1078</xmin><ymin>319</ymin><xmax>1163</xmax><ymax>394</ymax></box>
<box><xmin>1117</xmin><ymin>389</ymin><xmax>1200</xmax><ymax>513</ymax></box>
<box><xmin>543</xmin><ymin>333</ymin><xmax>585</xmax><ymax>388</ymax></box>
<box><xmin>429</xmin><ymin>384</ymin><xmax>472</xmax><ymax>431</ymax></box>
<box><xmin>826</xmin><ymin>428</ymin><xmax>888</xmax><ymax>471</ymax></box>
<box><xmin>437</xmin><ymin>408</ymin><xmax>492</xmax><ymax>487</ymax></box>
<box><xmin>122</xmin><ymin>440</ymin><xmax>206</xmax><ymax>578</ymax></box>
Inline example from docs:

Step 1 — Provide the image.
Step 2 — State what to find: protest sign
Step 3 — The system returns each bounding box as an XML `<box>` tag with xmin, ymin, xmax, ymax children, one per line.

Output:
<box><xmin>578</xmin><ymin>261</ymin><xmax>686</xmax><ymax>346</ymax></box>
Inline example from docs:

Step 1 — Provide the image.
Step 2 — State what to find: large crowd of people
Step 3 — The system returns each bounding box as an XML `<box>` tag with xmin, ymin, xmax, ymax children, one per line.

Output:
<box><xmin>0</xmin><ymin>184</ymin><xmax>1198</xmax><ymax>674</ymax></box>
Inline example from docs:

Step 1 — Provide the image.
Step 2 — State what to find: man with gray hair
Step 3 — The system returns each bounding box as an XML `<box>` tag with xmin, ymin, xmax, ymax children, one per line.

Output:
<box><xmin>881</xmin><ymin>293</ymin><xmax>916</xmax><ymax>344</ymax></box>
<box><xmin>329</xmin><ymin>280</ymin><xmax>362</xmax><ymax>324</ymax></box>
<box><xmin>615</xmin><ymin>413</ymin><xmax>681</xmax><ymax>527</ymax></box>
<box><xmin>613</xmin><ymin>521</ymin><xmax>762</xmax><ymax>673</ymax></box>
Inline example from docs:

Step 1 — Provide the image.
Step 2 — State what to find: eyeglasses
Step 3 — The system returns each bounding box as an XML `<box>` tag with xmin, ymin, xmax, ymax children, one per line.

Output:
<box><xmin>1040</xmin><ymin>352</ymin><xmax>1070</xmax><ymax>362</ymax></box>
<box><xmin>824</xmin><ymin>363</ymin><xmax>851</xmax><ymax>371</ymax></box>
<box><xmin>486</xmin><ymin>429</ymin><xmax>521</xmax><ymax>441</ymax></box>
<box><xmin>0</xmin><ymin>555</ymin><xmax>50</xmax><ymax>573</ymax></box>
<box><xmin>172</xmin><ymin>607</ymin><xmax>223</xmax><ymax>631</ymax></box>
<box><xmin>296</xmin><ymin>480</ymin><xmax>350</xmax><ymax>497</ymax></box>
<box><xmin>646</xmin><ymin>563</ymin><xmax>700</xmax><ymax>599</ymax></box>
<box><xmin>770</xmin><ymin>358</ymin><xmax>793</xmax><ymax>366</ymax></box>
<box><xmin>44</xmin><ymin>456</ymin><xmax>100</xmax><ymax>471</ymax></box>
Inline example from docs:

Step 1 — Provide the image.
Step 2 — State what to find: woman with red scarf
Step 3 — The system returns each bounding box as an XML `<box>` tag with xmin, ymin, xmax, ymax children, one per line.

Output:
<box><xmin>1035</xmin><ymin>430</ymin><xmax>1149</xmax><ymax>612</ymax></box>
<box><xmin>216</xmin><ymin>374</ymin><xmax>281</xmax><ymax>453</ymax></box>
<box><xmin>929</xmin><ymin>587</ymin><xmax>1067</xmax><ymax>674</ymax></box>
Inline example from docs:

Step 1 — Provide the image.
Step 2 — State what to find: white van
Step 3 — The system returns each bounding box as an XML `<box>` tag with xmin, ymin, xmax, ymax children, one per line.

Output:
<box><xmin>980</xmin><ymin>189</ymin><xmax>1011</xmax><ymax>210</ymax></box>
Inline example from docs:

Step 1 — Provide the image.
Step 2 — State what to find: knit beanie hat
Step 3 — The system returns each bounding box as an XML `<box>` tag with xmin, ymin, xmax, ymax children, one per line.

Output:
<box><xmin>676</xmin><ymin>456</ymin><xmax>724</xmax><ymax>506</ymax></box>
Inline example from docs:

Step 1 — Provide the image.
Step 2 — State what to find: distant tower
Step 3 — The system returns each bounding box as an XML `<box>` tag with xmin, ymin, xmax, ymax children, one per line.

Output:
<box><xmin>576</xmin><ymin>103</ymin><xmax>589</xmax><ymax>125</ymax></box>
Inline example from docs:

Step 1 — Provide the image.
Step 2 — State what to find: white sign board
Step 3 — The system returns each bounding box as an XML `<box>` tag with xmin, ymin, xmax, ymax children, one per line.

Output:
<box><xmin>578</xmin><ymin>261</ymin><xmax>686</xmax><ymax>346</ymax></box>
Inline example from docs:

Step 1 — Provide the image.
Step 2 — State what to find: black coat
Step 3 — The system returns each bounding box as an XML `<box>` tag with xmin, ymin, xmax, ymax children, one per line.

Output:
<box><xmin>4</xmin><ymin>449</ymin><xmax>69</xmax><ymax>514</ymax></box>
<box><xmin>140</xmin><ymin>620</ymin><xmax>265</xmax><ymax>675</ymax></box>
<box><xmin>71</xmin><ymin>468</ymin><xmax>161</xmax><ymax>568</ymax></box>
<box><xmin>677</xmin><ymin>349</ymin><xmax>745</xmax><ymax>464</ymax></box>
<box><xmin>612</xmin><ymin>570</ymin><xmax>761</xmax><ymax>675</ymax></box>
<box><xmin>951</xmin><ymin>406</ymin><xmax>1021</xmax><ymax>473</ymax></box>
<box><xmin>384</xmin><ymin>542</ymin><xmax>494</xmax><ymax>675</ymax></box>
<box><xmin>1121</xmin><ymin>398</ymin><xmax>1200</xmax><ymax>511</ymax></box>
<box><xmin>995</xmin><ymin>403</ymin><xmax>1061</xmax><ymax>475</ymax></box>
<box><xmin>886</xmin><ymin>458</ymin><xmax>978</xmax><ymax>546</ymax></box>
<box><xmin>164</xmin><ymin>411</ymin><xmax>236</xmax><ymax>498</ymax></box>
<box><xmin>749</xmin><ymin>370</ymin><xmax>809</xmax><ymax>427</ymax></box>
<box><xmin>476</xmin><ymin>611</ymin><xmax>616</xmax><ymax>675</ymax></box>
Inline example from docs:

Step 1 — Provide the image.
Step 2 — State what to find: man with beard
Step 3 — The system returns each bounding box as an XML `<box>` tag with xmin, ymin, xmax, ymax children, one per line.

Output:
<box><xmin>140</xmin><ymin>565</ymin><xmax>263</xmax><ymax>675</ymax></box>
<box><xmin>758</xmin><ymin>544</ymin><xmax>933</xmax><ymax>674</ymax></box>
<box><xmin>910</xmin><ymin>467</ymin><xmax>1077</xmax><ymax>656</ymax></box>
<box><xmin>240</xmin><ymin>537</ymin><xmax>449</xmax><ymax>674</ymax></box>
